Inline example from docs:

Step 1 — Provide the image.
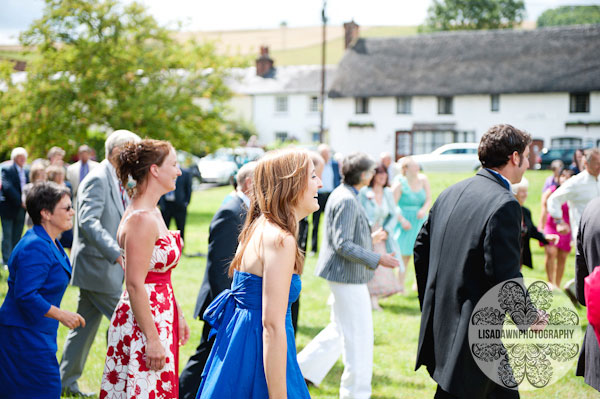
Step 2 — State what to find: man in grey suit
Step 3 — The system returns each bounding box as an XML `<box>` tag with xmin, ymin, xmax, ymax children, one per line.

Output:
<box><xmin>575</xmin><ymin>196</ymin><xmax>600</xmax><ymax>392</ymax></box>
<box><xmin>60</xmin><ymin>130</ymin><xmax>141</xmax><ymax>397</ymax></box>
<box><xmin>298</xmin><ymin>152</ymin><xmax>399</xmax><ymax>399</ymax></box>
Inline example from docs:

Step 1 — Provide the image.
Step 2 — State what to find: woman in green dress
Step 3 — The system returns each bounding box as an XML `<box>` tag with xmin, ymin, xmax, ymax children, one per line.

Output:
<box><xmin>392</xmin><ymin>156</ymin><xmax>431</xmax><ymax>291</ymax></box>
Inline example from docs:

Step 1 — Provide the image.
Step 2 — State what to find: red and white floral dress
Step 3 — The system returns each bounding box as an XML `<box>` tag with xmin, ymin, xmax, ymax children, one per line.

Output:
<box><xmin>100</xmin><ymin>230</ymin><xmax>182</xmax><ymax>399</ymax></box>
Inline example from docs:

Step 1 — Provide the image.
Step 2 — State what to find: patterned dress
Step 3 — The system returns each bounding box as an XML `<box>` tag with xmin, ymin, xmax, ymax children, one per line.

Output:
<box><xmin>100</xmin><ymin>230</ymin><xmax>182</xmax><ymax>399</ymax></box>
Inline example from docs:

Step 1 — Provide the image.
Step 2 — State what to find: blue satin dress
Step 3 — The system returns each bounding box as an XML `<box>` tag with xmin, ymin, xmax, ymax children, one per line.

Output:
<box><xmin>197</xmin><ymin>271</ymin><xmax>310</xmax><ymax>399</ymax></box>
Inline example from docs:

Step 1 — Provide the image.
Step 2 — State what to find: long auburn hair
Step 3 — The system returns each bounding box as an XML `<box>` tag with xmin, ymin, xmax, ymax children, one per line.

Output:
<box><xmin>229</xmin><ymin>149</ymin><xmax>310</xmax><ymax>276</ymax></box>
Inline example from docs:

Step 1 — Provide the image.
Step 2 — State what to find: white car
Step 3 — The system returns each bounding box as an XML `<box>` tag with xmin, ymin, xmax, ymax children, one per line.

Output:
<box><xmin>409</xmin><ymin>143</ymin><xmax>481</xmax><ymax>172</ymax></box>
<box><xmin>197</xmin><ymin>149</ymin><xmax>239</xmax><ymax>185</ymax></box>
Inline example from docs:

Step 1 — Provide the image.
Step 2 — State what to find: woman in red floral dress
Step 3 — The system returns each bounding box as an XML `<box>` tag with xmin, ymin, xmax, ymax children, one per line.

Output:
<box><xmin>100</xmin><ymin>139</ymin><xmax>190</xmax><ymax>399</ymax></box>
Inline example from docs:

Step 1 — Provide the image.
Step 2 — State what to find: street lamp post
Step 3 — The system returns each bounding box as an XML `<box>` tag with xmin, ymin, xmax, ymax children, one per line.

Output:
<box><xmin>319</xmin><ymin>0</ymin><xmax>327</xmax><ymax>143</ymax></box>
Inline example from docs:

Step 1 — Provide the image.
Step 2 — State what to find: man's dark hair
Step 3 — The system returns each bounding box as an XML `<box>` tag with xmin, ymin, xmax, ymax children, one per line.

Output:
<box><xmin>26</xmin><ymin>182</ymin><xmax>71</xmax><ymax>225</ymax></box>
<box><xmin>478</xmin><ymin>124</ymin><xmax>532</xmax><ymax>168</ymax></box>
<box><xmin>342</xmin><ymin>152</ymin><xmax>376</xmax><ymax>186</ymax></box>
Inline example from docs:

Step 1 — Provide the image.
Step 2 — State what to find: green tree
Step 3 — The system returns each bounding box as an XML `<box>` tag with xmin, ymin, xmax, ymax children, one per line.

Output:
<box><xmin>0</xmin><ymin>0</ymin><xmax>245</xmax><ymax>159</ymax></box>
<box><xmin>420</xmin><ymin>0</ymin><xmax>525</xmax><ymax>32</ymax></box>
<box><xmin>537</xmin><ymin>6</ymin><xmax>600</xmax><ymax>27</ymax></box>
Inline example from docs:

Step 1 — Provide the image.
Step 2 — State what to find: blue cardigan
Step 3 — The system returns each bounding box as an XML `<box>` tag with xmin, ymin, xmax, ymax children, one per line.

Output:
<box><xmin>0</xmin><ymin>224</ymin><xmax>72</xmax><ymax>334</ymax></box>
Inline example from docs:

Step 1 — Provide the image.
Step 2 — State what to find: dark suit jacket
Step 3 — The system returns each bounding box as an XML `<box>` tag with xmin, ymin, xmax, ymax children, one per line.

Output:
<box><xmin>0</xmin><ymin>224</ymin><xmax>72</xmax><ymax>334</ymax></box>
<box><xmin>575</xmin><ymin>197</ymin><xmax>600</xmax><ymax>392</ymax></box>
<box><xmin>521</xmin><ymin>206</ymin><xmax>548</xmax><ymax>269</ymax></box>
<box><xmin>414</xmin><ymin>169</ymin><xmax>523</xmax><ymax>397</ymax></box>
<box><xmin>159</xmin><ymin>167</ymin><xmax>193</xmax><ymax>209</ymax></box>
<box><xmin>193</xmin><ymin>195</ymin><xmax>247</xmax><ymax>319</ymax></box>
<box><xmin>0</xmin><ymin>163</ymin><xmax>29</xmax><ymax>218</ymax></box>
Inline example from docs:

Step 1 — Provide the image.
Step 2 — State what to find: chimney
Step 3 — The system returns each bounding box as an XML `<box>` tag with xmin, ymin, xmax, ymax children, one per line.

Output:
<box><xmin>256</xmin><ymin>46</ymin><xmax>274</xmax><ymax>77</ymax></box>
<box><xmin>343</xmin><ymin>20</ymin><xmax>359</xmax><ymax>49</ymax></box>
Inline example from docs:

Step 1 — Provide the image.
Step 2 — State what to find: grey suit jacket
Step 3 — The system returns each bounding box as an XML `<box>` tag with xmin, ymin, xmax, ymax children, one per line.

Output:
<box><xmin>71</xmin><ymin>160</ymin><xmax>125</xmax><ymax>295</ymax></box>
<box><xmin>315</xmin><ymin>184</ymin><xmax>380</xmax><ymax>284</ymax></box>
<box><xmin>575</xmin><ymin>197</ymin><xmax>600</xmax><ymax>392</ymax></box>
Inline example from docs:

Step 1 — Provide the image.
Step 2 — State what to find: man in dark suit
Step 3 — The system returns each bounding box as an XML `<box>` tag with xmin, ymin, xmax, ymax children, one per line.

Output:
<box><xmin>159</xmin><ymin>166</ymin><xmax>193</xmax><ymax>243</ymax></box>
<box><xmin>575</xmin><ymin>196</ymin><xmax>600</xmax><ymax>392</ymax></box>
<box><xmin>414</xmin><ymin>124</ymin><xmax>532</xmax><ymax>398</ymax></box>
<box><xmin>179</xmin><ymin>161</ymin><xmax>257</xmax><ymax>399</ymax></box>
<box><xmin>310</xmin><ymin>144</ymin><xmax>341</xmax><ymax>255</ymax></box>
<box><xmin>0</xmin><ymin>147</ymin><xmax>29</xmax><ymax>265</ymax></box>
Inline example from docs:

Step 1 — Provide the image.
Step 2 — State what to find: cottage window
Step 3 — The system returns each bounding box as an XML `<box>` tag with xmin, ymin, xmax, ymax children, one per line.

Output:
<box><xmin>312</xmin><ymin>132</ymin><xmax>321</xmax><ymax>142</ymax></box>
<box><xmin>570</xmin><ymin>93</ymin><xmax>589</xmax><ymax>113</ymax></box>
<box><xmin>490</xmin><ymin>94</ymin><xmax>500</xmax><ymax>112</ymax></box>
<box><xmin>309</xmin><ymin>96</ymin><xmax>319</xmax><ymax>113</ymax></box>
<box><xmin>551</xmin><ymin>137</ymin><xmax>582</xmax><ymax>147</ymax></box>
<box><xmin>355</xmin><ymin>97</ymin><xmax>369</xmax><ymax>114</ymax></box>
<box><xmin>275</xmin><ymin>96</ymin><xmax>288</xmax><ymax>113</ymax></box>
<box><xmin>437</xmin><ymin>97</ymin><xmax>453</xmax><ymax>115</ymax></box>
<box><xmin>275</xmin><ymin>132</ymin><xmax>288</xmax><ymax>142</ymax></box>
<box><xmin>396</xmin><ymin>96</ymin><xmax>412</xmax><ymax>114</ymax></box>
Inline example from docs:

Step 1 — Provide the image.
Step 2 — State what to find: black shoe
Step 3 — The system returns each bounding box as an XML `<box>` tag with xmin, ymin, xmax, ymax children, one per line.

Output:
<box><xmin>61</xmin><ymin>387</ymin><xmax>96</xmax><ymax>398</ymax></box>
<box><xmin>564</xmin><ymin>285</ymin><xmax>580</xmax><ymax>308</ymax></box>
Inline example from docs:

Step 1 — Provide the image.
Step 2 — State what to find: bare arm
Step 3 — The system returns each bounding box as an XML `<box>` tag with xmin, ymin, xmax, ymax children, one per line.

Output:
<box><xmin>417</xmin><ymin>174</ymin><xmax>431</xmax><ymax>220</ymax></box>
<box><xmin>262</xmin><ymin>231</ymin><xmax>296</xmax><ymax>399</ymax></box>
<box><xmin>123</xmin><ymin>214</ymin><xmax>166</xmax><ymax>371</ymax></box>
<box><xmin>539</xmin><ymin>189</ymin><xmax>551</xmax><ymax>229</ymax></box>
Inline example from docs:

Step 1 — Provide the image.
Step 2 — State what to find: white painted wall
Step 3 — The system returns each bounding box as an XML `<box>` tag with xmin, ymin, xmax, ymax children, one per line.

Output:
<box><xmin>251</xmin><ymin>93</ymin><xmax>332</xmax><ymax>145</ymax></box>
<box><xmin>328</xmin><ymin>92</ymin><xmax>600</xmax><ymax>158</ymax></box>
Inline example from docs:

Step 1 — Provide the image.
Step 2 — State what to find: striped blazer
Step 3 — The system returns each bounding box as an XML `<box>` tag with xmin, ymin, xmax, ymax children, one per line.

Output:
<box><xmin>315</xmin><ymin>184</ymin><xmax>380</xmax><ymax>284</ymax></box>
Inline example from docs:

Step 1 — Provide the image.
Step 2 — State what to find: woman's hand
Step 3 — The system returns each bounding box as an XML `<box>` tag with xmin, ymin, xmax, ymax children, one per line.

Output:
<box><xmin>417</xmin><ymin>208</ymin><xmax>427</xmax><ymax>220</ymax></box>
<box><xmin>401</xmin><ymin>219</ymin><xmax>412</xmax><ymax>231</ymax></box>
<box><xmin>145</xmin><ymin>338</ymin><xmax>167</xmax><ymax>371</ymax></box>
<box><xmin>544</xmin><ymin>234</ymin><xmax>560</xmax><ymax>246</ymax></box>
<box><xmin>59</xmin><ymin>310</ymin><xmax>86</xmax><ymax>329</ymax></box>
<box><xmin>179</xmin><ymin>316</ymin><xmax>190</xmax><ymax>346</ymax></box>
<box><xmin>371</xmin><ymin>228</ymin><xmax>387</xmax><ymax>243</ymax></box>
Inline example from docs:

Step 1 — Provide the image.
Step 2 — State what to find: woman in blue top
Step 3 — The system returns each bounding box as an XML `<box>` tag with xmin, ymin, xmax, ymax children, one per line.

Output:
<box><xmin>358</xmin><ymin>164</ymin><xmax>404</xmax><ymax>310</ymax></box>
<box><xmin>197</xmin><ymin>149</ymin><xmax>321</xmax><ymax>399</ymax></box>
<box><xmin>392</xmin><ymin>156</ymin><xmax>431</xmax><ymax>291</ymax></box>
<box><xmin>0</xmin><ymin>182</ymin><xmax>85</xmax><ymax>399</ymax></box>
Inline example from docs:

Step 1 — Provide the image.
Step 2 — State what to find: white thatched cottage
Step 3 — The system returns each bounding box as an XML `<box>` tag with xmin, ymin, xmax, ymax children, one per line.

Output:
<box><xmin>327</xmin><ymin>25</ymin><xmax>600</xmax><ymax>161</ymax></box>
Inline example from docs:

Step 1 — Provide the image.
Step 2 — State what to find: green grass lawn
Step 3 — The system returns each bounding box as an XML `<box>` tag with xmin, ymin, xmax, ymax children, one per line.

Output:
<box><xmin>0</xmin><ymin>171</ymin><xmax>596</xmax><ymax>398</ymax></box>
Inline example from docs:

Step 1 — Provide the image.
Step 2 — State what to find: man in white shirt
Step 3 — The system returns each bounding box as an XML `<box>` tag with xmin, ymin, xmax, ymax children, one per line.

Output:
<box><xmin>547</xmin><ymin>148</ymin><xmax>600</xmax><ymax>300</ymax></box>
<box><xmin>548</xmin><ymin>148</ymin><xmax>600</xmax><ymax>241</ymax></box>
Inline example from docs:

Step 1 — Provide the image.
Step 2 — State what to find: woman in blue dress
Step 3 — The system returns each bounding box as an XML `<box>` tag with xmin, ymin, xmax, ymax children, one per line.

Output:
<box><xmin>392</xmin><ymin>156</ymin><xmax>431</xmax><ymax>291</ymax></box>
<box><xmin>0</xmin><ymin>182</ymin><xmax>85</xmax><ymax>399</ymax></box>
<box><xmin>197</xmin><ymin>149</ymin><xmax>321</xmax><ymax>399</ymax></box>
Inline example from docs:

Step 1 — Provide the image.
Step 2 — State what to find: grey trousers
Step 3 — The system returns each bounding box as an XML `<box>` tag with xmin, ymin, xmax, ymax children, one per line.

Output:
<box><xmin>59</xmin><ymin>288</ymin><xmax>121</xmax><ymax>391</ymax></box>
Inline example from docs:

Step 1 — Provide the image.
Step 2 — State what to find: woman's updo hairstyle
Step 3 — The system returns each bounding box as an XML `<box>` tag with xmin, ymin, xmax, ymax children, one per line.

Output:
<box><xmin>117</xmin><ymin>139</ymin><xmax>172</xmax><ymax>196</ymax></box>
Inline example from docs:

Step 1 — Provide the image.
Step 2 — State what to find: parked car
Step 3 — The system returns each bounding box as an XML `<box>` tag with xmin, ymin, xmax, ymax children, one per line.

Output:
<box><xmin>409</xmin><ymin>143</ymin><xmax>481</xmax><ymax>172</ymax></box>
<box><xmin>197</xmin><ymin>149</ymin><xmax>239</xmax><ymax>185</ymax></box>
<box><xmin>538</xmin><ymin>147</ymin><xmax>581</xmax><ymax>170</ymax></box>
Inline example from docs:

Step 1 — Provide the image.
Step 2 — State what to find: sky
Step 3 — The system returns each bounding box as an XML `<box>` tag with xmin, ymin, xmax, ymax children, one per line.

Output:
<box><xmin>1</xmin><ymin>0</ymin><xmax>599</xmax><ymax>44</ymax></box>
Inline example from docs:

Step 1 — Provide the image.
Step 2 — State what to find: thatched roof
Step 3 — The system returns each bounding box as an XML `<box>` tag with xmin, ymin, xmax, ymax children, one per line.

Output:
<box><xmin>328</xmin><ymin>25</ymin><xmax>600</xmax><ymax>98</ymax></box>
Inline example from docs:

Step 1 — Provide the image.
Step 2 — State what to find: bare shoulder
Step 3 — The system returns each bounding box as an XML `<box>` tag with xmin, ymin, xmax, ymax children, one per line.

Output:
<box><xmin>119</xmin><ymin>210</ymin><xmax>158</xmax><ymax>246</ymax></box>
<box><xmin>261</xmin><ymin>220</ymin><xmax>296</xmax><ymax>251</ymax></box>
<box><xmin>418</xmin><ymin>173</ymin><xmax>429</xmax><ymax>182</ymax></box>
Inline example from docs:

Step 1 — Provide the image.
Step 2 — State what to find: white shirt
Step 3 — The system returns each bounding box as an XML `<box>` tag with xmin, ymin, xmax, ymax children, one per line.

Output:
<box><xmin>106</xmin><ymin>160</ymin><xmax>130</xmax><ymax>207</ymax></box>
<box><xmin>237</xmin><ymin>190</ymin><xmax>250</xmax><ymax>208</ymax></box>
<box><xmin>547</xmin><ymin>169</ymin><xmax>600</xmax><ymax>240</ymax></box>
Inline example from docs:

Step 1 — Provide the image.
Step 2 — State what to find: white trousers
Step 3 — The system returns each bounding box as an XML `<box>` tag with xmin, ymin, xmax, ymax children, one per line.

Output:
<box><xmin>298</xmin><ymin>281</ymin><xmax>373</xmax><ymax>399</ymax></box>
